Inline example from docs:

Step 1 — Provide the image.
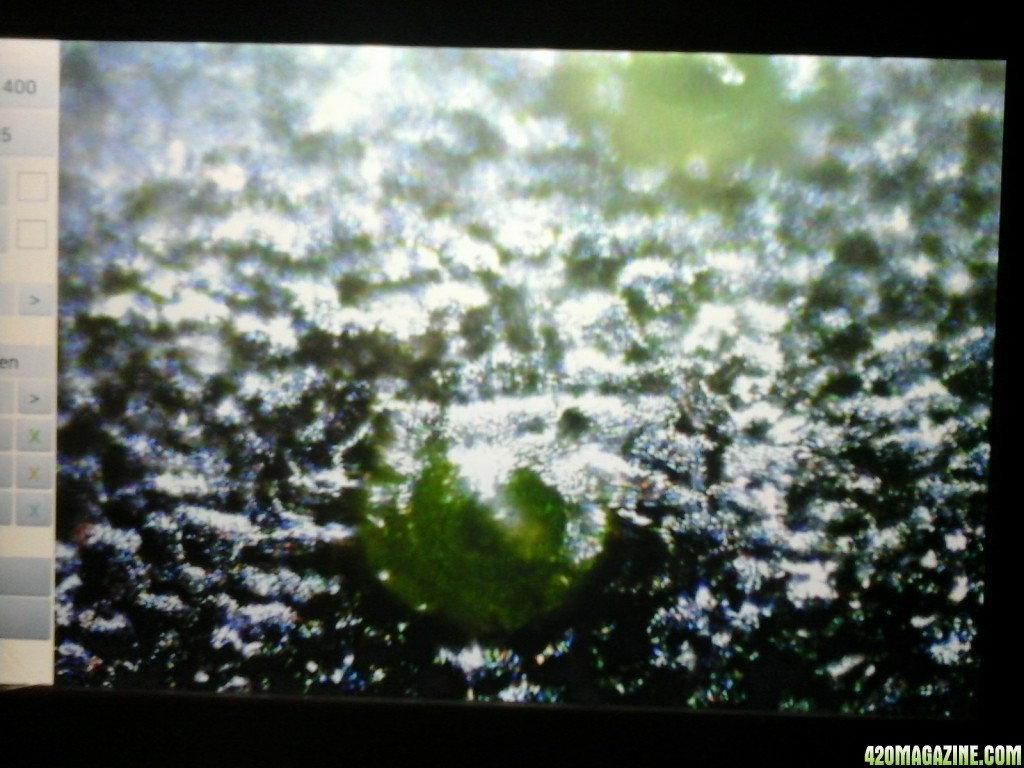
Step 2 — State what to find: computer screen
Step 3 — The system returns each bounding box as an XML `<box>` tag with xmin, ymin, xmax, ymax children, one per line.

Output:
<box><xmin>0</xmin><ymin>28</ymin><xmax>1009</xmax><ymax>730</ymax></box>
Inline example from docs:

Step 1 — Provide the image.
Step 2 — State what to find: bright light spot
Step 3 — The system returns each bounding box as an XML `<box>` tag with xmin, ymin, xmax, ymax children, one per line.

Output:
<box><xmin>749</xmin><ymin>483</ymin><xmax>785</xmax><ymax>517</ymax></box>
<box><xmin>930</xmin><ymin>632</ymin><xmax>971</xmax><ymax>665</ymax></box>
<box><xmin>887</xmin><ymin>207</ymin><xmax>911</xmax><ymax>234</ymax></box>
<box><xmin>945</xmin><ymin>531</ymin><xmax>968</xmax><ymax>551</ymax></box>
<box><xmin>673</xmin><ymin>642</ymin><xmax>697</xmax><ymax>671</ymax></box>
<box><xmin>934</xmin><ymin>161</ymin><xmax>962</xmax><ymax>181</ymax></box>
<box><xmin>618</xmin><ymin>258</ymin><xmax>675</xmax><ymax>286</ymax></box>
<box><xmin>733</xmin><ymin>601</ymin><xmax>761</xmax><ymax>629</ymax></box>
<box><xmin>949</xmin><ymin>576</ymin><xmax>969</xmax><ymax>603</ymax></box>
<box><xmin>447</xmin><ymin>393</ymin><xmax>555</xmax><ymax>433</ymax></box>
<box><xmin>557</xmin><ymin>291</ymin><xmax>620</xmax><ymax>330</ymax></box>
<box><xmin>290</xmin><ymin>278</ymin><xmax>338</xmax><ymax>308</ymax></box>
<box><xmin>850</xmin><ymin>474</ymin><xmax>880</xmax><ymax>492</ymax></box>
<box><xmin>872</xmin><ymin>117</ymin><xmax>916</xmax><ymax>162</ymax></box>
<box><xmin>235</xmin><ymin>314</ymin><xmax>297</xmax><ymax>349</ymax></box>
<box><xmin>439</xmin><ymin>644</ymin><xmax>486</xmax><ymax>676</ymax></box>
<box><xmin>449</xmin><ymin>443</ymin><xmax>517</xmax><ymax>500</ymax></box>
<box><xmin>148</xmin><ymin>270</ymin><xmax>179</xmax><ymax>300</ymax></box>
<box><xmin>182</xmin><ymin>506</ymin><xmax>252</xmax><ymax>534</ymax></box>
<box><xmin>945</xmin><ymin>268</ymin><xmax>972</xmax><ymax>294</ymax></box>
<box><xmin>447</xmin><ymin>239</ymin><xmax>501</xmax><ymax>273</ymax></box>
<box><xmin>494</xmin><ymin>199</ymin><xmax>556</xmax><ymax>253</ymax></box>
<box><xmin>744</xmin><ymin>301</ymin><xmax>788</xmax><ymax>334</ymax></box>
<box><xmin>617</xmin><ymin>508</ymin><xmax>653</xmax><ymax>527</ymax></box>
<box><xmin>309</xmin><ymin>47</ymin><xmax>393</xmax><ymax>132</ymax></box>
<box><xmin>734</xmin><ymin>335</ymin><xmax>783</xmax><ymax>374</ymax></box>
<box><xmin>498</xmin><ymin>112</ymin><xmax>569</xmax><ymax>152</ymax></box>
<box><xmin>827</xmin><ymin>654</ymin><xmax>865</xmax><ymax>678</ymax></box>
<box><xmin>549</xmin><ymin>444</ymin><xmax>633</xmax><ymax>506</ymax></box>
<box><xmin>330</xmin><ymin>297</ymin><xmax>430</xmax><ymax>339</ymax></box>
<box><xmin>769</xmin><ymin>415</ymin><xmax>806</xmax><ymax>444</ymax></box>
<box><xmin>425</xmin><ymin>281</ymin><xmax>490</xmax><ymax>312</ymax></box>
<box><xmin>694</xmin><ymin>585</ymin><xmax>715</xmax><ymax>609</ymax></box>
<box><xmin>166</xmin><ymin>139</ymin><xmax>187</xmax><ymax>176</ymax></box>
<box><xmin>94</xmin><ymin>294</ymin><xmax>149</xmax><ymax>319</ymax></box>
<box><xmin>871</xmin><ymin>525</ymin><xmax>903</xmax><ymax>552</ymax></box>
<box><xmin>211</xmin><ymin>212</ymin><xmax>305</xmax><ymax>253</ymax></box>
<box><xmin>783</xmin><ymin>560</ymin><xmax>836</xmax><ymax>603</ymax></box>
<box><xmin>361</xmin><ymin>149</ymin><xmax>383</xmax><ymax>187</ymax></box>
<box><xmin>780</xmin><ymin>55</ymin><xmax>821</xmax><ymax>96</ymax></box>
<box><xmin>154</xmin><ymin>474</ymin><xmax>212</xmax><ymax>497</ymax></box>
<box><xmin>204</xmin><ymin>163</ymin><xmax>247</xmax><ymax>192</ymax></box>
<box><xmin>163</xmin><ymin>289</ymin><xmax>229</xmax><ymax>323</ymax></box>
<box><xmin>875</xmin><ymin>327</ymin><xmax>935</xmax><ymax>352</ymax></box>
<box><xmin>558</xmin><ymin>443</ymin><xmax>633</xmax><ymax>480</ymax></box>
<box><xmin>706</xmin><ymin>250</ymin><xmax>754</xmax><ymax>274</ymax></box>
<box><xmin>564</xmin><ymin>347</ymin><xmax>621</xmax><ymax>378</ymax></box>
<box><xmin>683</xmin><ymin>304</ymin><xmax>737</xmax><ymax>352</ymax></box>
<box><xmin>905</xmin><ymin>255</ymin><xmax>936</xmax><ymax>278</ymax></box>
<box><xmin>906</xmin><ymin>380</ymin><xmax>950</xmax><ymax>401</ymax></box>
<box><xmin>705</xmin><ymin>54</ymin><xmax>745</xmax><ymax>85</ymax></box>
<box><xmin>498</xmin><ymin>678</ymin><xmax>544</xmax><ymax>703</ymax></box>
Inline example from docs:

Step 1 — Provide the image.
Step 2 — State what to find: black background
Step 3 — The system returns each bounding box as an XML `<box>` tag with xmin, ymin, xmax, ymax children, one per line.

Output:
<box><xmin>2</xmin><ymin>1</ymin><xmax>1016</xmax><ymax>763</ymax></box>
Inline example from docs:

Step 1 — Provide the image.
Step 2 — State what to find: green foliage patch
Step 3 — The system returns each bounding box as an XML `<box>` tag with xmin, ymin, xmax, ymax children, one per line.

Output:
<box><xmin>362</xmin><ymin>436</ymin><xmax>591</xmax><ymax>636</ymax></box>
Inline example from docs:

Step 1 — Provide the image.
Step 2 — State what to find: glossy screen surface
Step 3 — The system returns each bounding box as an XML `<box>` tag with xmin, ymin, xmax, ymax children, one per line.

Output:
<box><xmin>55</xmin><ymin>44</ymin><xmax>1004</xmax><ymax>715</ymax></box>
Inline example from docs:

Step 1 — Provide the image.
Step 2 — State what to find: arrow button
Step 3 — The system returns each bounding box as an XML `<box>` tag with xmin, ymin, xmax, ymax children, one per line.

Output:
<box><xmin>18</xmin><ymin>380</ymin><xmax>52</xmax><ymax>414</ymax></box>
<box><xmin>18</xmin><ymin>283</ymin><xmax>55</xmax><ymax>316</ymax></box>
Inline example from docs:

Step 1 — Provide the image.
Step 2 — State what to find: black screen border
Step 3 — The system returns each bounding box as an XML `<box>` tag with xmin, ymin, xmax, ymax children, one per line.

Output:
<box><xmin>2</xmin><ymin>1</ymin><xmax>1016</xmax><ymax>762</ymax></box>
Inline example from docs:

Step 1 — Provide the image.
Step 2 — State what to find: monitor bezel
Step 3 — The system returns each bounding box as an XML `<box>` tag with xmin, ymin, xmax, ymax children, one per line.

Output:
<box><xmin>2</xmin><ymin>1</ymin><xmax>1015</xmax><ymax>761</ymax></box>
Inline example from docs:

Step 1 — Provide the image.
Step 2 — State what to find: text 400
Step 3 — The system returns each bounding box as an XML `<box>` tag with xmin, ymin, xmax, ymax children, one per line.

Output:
<box><xmin>3</xmin><ymin>79</ymin><xmax>37</xmax><ymax>95</ymax></box>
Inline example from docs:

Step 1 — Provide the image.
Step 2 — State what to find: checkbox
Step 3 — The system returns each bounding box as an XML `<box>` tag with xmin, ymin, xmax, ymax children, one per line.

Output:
<box><xmin>16</xmin><ymin>219</ymin><xmax>47</xmax><ymax>249</ymax></box>
<box><xmin>16</xmin><ymin>172</ymin><xmax>48</xmax><ymax>202</ymax></box>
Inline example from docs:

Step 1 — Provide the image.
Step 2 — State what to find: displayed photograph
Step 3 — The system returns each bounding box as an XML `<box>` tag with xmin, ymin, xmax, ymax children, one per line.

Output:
<box><xmin>54</xmin><ymin>43</ymin><xmax>1003</xmax><ymax>715</ymax></box>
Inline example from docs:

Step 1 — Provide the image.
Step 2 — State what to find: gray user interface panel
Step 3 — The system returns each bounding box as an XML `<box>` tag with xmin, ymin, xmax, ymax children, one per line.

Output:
<box><xmin>0</xmin><ymin>39</ymin><xmax>58</xmax><ymax>686</ymax></box>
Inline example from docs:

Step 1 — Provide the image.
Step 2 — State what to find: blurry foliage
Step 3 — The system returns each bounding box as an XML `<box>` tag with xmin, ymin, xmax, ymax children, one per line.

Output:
<box><xmin>542</xmin><ymin>52</ymin><xmax>844</xmax><ymax>178</ymax></box>
<box><xmin>54</xmin><ymin>43</ymin><xmax>1002</xmax><ymax>715</ymax></box>
<box><xmin>362</xmin><ymin>436</ymin><xmax>587</xmax><ymax>635</ymax></box>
